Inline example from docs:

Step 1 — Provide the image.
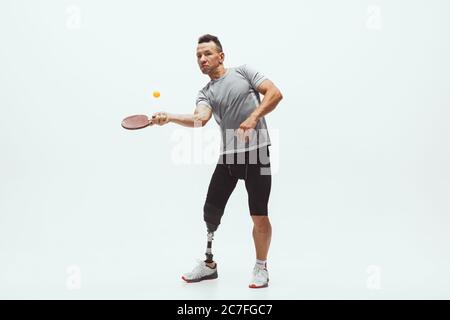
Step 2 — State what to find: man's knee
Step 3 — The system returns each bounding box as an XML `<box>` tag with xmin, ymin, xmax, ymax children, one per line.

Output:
<box><xmin>251</xmin><ymin>215</ymin><xmax>271</xmax><ymax>231</ymax></box>
<box><xmin>204</xmin><ymin>202</ymin><xmax>224</xmax><ymax>232</ymax></box>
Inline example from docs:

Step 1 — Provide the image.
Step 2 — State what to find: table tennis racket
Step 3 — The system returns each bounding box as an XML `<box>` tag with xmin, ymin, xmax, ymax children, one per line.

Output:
<box><xmin>121</xmin><ymin>114</ymin><xmax>154</xmax><ymax>130</ymax></box>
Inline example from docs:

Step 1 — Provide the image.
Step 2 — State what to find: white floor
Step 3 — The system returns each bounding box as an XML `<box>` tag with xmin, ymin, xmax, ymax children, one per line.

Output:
<box><xmin>1</xmin><ymin>202</ymin><xmax>450</xmax><ymax>300</ymax></box>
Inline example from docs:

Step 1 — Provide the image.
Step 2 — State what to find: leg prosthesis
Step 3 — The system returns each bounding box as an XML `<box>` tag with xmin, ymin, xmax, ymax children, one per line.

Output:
<box><xmin>203</xmin><ymin>202</ymin><xmax>224</xmax><ymax>263</ymax></box>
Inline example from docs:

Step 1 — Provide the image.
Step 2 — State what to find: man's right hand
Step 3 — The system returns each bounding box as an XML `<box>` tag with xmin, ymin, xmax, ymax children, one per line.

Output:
<box><xmin>151</xmin><ymin>112</ymin><xmax>170</xmax><ymax>126</ymax></box>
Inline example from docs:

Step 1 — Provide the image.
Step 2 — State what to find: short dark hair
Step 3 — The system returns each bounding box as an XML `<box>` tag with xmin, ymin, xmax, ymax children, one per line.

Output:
<box><xmin>198</xmin><ymin>34</ymin><xmax>223</xmax><ymax>53</ymax></box>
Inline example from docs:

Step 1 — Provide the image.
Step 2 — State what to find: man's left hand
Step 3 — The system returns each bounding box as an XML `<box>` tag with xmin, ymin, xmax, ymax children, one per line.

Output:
<box><xmin>237</xmin><ymin>116</ymin><xmax>258</xmax><ymax>142</ymax></box>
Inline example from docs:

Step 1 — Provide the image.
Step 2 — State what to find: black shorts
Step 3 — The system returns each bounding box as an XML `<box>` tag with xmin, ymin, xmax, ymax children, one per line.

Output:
<box><xmin>204</xmin><ymin>146</ymin><xmax>272</xmax><ymax>216</ymax></box>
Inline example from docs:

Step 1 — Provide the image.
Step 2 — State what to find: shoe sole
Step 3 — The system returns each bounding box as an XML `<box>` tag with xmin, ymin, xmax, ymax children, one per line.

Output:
<box><xmin>249</xmin><ymin>283</ymin><xmax>269</xmax><ymax>289</ymax></box>
<box><xmin>249</xmin><ymin>278</ymin><xmax>269</xmax><ymax>289</ymax></box>
<box><xmin>182</xmin><ymin>270</ymin><xmax>218</xmax><ymax>283</ymax></box>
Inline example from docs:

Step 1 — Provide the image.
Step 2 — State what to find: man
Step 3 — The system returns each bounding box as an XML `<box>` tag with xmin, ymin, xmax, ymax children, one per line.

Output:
<box><xmin>151</xmin><ymin>34</ymin><xmax>283</xmax><ymax>288</ymax></box>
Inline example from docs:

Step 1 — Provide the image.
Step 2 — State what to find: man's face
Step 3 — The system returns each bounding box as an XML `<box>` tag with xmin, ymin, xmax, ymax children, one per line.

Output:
<box><xmin>196</xmin><ymin>41</ymin><xmax>224</xmax><ymax>74</ymax></box>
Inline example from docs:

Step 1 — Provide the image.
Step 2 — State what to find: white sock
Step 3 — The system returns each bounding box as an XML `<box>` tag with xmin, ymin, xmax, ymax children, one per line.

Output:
<box><xmin>255</xmin><ymin>259</ymin><xmax>267</xmax><ymax>270</ymax></box>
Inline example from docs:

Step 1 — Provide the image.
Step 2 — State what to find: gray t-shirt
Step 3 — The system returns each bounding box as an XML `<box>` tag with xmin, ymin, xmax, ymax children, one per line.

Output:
<box><xmin>196</xmin><ymin>64</ymin><xmax>271</xmax><ymax>155</ymax></box>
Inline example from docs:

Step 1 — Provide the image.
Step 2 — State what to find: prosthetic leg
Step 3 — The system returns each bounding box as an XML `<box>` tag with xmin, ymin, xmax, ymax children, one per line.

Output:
<box><xmin>205</xmin><ymin>231</ymin><xmax>214</xmax><ymax>263</ymax></box>
<box><xmin>203</xmin><ymin>202</ymin><xmax>224</xmax><ymax>263</ymax></box>
<box><xmin>181</xmin><ymin>198</ymin><xmax>227</xmax><ymax>283</ymax></box>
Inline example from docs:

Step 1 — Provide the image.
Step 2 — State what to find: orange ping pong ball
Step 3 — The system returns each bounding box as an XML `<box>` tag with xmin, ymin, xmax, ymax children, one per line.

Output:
<box><xmin>153</xmin><ymin>91</ymin><xmax>160</xmax><ymax>98</ymax></box>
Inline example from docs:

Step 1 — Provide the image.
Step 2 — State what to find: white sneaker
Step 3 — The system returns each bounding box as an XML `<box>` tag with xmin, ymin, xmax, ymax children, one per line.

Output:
<box><xmin>182</xmin><ymin>259</ymin><xmax>218</xmax><ymax>283</ymax></box>
<box><xmin>249</xmin><ymin>266</ymin><xmax>269</xmax><ymax>288</ymax></box>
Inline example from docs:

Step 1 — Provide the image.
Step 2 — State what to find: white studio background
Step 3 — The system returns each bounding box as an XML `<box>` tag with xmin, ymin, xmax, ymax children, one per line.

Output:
<box><xmin>1</xmin><ymin>0</ymin><xmax>449</xmax><ymax>299</ymax></box>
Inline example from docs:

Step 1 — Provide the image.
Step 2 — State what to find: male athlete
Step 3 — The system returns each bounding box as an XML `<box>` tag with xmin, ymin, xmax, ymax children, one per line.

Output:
<box><xmin>150</xmin><ymin>34</ymin><xmax>283</xmax><ymax>288</ymax></box>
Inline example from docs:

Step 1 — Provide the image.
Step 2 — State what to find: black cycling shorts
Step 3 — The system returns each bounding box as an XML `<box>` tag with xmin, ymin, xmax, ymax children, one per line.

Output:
<box><xmin>204</xmin><ymin>146</ymin><xmax>271</xmax><ymax>216</ymax></box>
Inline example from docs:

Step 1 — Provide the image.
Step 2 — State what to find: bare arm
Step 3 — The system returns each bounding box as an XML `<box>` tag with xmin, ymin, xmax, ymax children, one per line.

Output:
<box><xmin>237</xmin><ymin>79</ymin><xmax>283</xmax><ymax>138</ymax></box>
<box><xmin>250</xmin><ymin>79</ymin><xmax>283</xmax><ymax>121</ymax></box>
<box><xmin>151</xmin><ymin>104</ymin><xmax>212</xmax><ymax>128</ymax></box>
